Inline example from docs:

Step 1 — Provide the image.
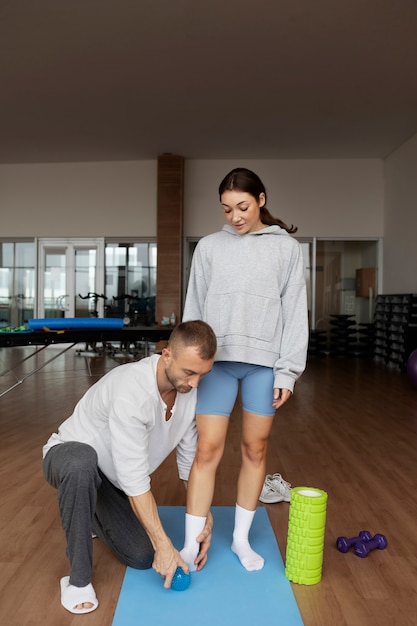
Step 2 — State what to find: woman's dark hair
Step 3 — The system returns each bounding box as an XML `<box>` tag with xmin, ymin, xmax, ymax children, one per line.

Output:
<box><xmin>218</xmin><ymin>168</ymin><xmax>297</xmax><ymax>233</ymax></box>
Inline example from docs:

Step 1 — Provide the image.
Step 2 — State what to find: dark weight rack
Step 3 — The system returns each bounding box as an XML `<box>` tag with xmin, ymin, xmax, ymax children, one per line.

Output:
<box><xmin>373</xmin><ymin>294</ymin><xmax>417</xmax><ymax>370</ymax></box>
<box><xmin>328</xmin><ymin>314</ymin><xmax>357</xmax><ymax>357</ymax></box>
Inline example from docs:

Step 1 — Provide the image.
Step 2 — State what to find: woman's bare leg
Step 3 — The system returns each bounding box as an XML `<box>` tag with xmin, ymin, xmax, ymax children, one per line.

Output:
<box><xmin>232</xmin><ymin>410</ymin><xmax>274</xmax><ymax>570</ymax></box>
<box><xmin>181</xmin><ymin>414</ymin><xmax>229</xmax><ymax>568</ymax></box>
<box><xmin>186</xmin><ymin>413</ymin><xmax>230</xmax><ymax>514</ymax></box>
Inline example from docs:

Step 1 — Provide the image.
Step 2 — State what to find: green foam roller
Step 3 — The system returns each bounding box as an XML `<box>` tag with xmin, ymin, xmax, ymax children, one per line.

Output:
<box><xmin>285</xmin><ymin>486</ymin><xmax>328</xmax><ymax>585</ymax></box>
<box><xmin>287</xmin><ymin>533</ymin><xmax>324</xmax><ymax>550</ymax></box>
<box><xmin>287</xmin><ymin>526</ymin><xmax>325</xmax><ymax>540</ymax></box>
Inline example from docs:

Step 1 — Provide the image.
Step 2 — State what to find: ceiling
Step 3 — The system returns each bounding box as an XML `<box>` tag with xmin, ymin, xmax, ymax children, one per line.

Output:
<box><xmin>1</xmin><ymin>0</ymin><xmax>417</xmax><ymax>164</ymax></box>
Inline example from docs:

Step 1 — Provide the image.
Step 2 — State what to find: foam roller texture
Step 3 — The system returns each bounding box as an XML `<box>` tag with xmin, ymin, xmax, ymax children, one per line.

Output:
<box><xmin>285</xmin><ymin>486</ymin><xmax>328</xmax><ymax>585</ymax></box>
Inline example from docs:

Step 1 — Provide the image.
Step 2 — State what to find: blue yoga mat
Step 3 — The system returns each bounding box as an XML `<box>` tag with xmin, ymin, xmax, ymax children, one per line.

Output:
<box><xmin>112</xmin><ymin>506</ymin><xmax>304</xmax><ymax>626</ymax></box>
<box><xmin>28</xmin><ymin>317</ymin><xmax>124</xmax><ymax>330</ymax></box>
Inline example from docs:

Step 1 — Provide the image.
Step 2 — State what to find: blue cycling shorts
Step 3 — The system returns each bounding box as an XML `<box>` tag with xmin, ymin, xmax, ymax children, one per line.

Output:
<box><xmin>196</xmin><ymin>361</ymin><xmax>275</xmax><ymax>417</ymax></box>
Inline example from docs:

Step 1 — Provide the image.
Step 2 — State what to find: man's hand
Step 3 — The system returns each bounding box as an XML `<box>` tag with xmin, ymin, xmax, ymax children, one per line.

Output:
<box><xmin>152</xmin><ymin>543</ymin><xmax>189</xmax><ymax>588</ymax></box>
<box><xmin>272</xmin><ymin>388</ymin><xmax>292</xmax><ymax>410</ymax></box>
<box><xmin>128</xmin><ymin>490</ymin><xmax>189</xmax><ymax>588</ymax></box>
<box><xmin>193</xmin><ymin>510</ymin><xmax>213</xmax><ymax>570</ymax></box>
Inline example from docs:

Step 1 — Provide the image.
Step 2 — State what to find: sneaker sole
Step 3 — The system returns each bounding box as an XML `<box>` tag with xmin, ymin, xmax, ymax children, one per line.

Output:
<box><xmin>258</xmin><ymin>495</ymin><xmax>286</xmax><ymax>503</ymax></box>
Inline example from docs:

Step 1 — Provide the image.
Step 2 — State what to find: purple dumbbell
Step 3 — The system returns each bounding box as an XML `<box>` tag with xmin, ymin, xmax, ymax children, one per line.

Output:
<box><xmin>336</xmin><ymin>530</ymin><xmax>373</xmax><ymax>553</ymax></box>
<box><xmin>354</xmin><ymin>533</ymin><xmax>388</xmax><ymax>558</ymax></box>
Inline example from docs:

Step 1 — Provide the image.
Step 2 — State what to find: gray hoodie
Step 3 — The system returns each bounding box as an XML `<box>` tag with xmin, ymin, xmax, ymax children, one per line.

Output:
<box><xmin>183</xmin><ymin>224</ymin><xmax>308</xmax><ymax>392</ymax></box>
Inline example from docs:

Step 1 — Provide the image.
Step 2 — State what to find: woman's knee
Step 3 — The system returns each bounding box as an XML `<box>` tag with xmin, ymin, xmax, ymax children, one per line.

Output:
<box><xmin>195</xmin><ymin>415</ymin><xmax>229</xmax><ymax>467</ymax></box>
<box><xmin>194</xmin><ymin>438</ymin><xmax>225</xmax><ymax>468</ymax></box>
<box><xmin>240</xmin><ymin>439</ymin><xmax>268</xmax><ymax>465</ymax></box>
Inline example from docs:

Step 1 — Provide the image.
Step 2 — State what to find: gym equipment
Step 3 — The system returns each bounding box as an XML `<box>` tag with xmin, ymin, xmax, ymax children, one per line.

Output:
<box><xmin>113</xmin><ymin>506</ymin><xmax>304</xmax><ymax>626</ymax></box>
<box><xmin>285</xmin><ymin>486</ymin><xmax>328</xmax><ymax>585</ymax></box>
<box><xmin>0</xmin><ymin>326</ymin><xmax>172</xmax><ymax>397</ymax></box>
<box><xmin>28</xmin><ymin>317</ymin><xmax>124</xmax><ymax>330</ymax></box>
<box><xmin>406</xmin><ymin>349</ymin><xmax>417</xmax><ymax>387</ymax></box>
<box><xmin>171</xmin><ymin>567</ymin><xmax>191</xmax><ymax>591</ymax></box>
<box><xmin>336</xmin><ymin>530</ymin><xmax>373</xmax><ymax>553</ymax></box>
<box><xmin>78</xmin><ymin>292</ymin><xmax>107</xmax><ymax>318</ymax></box>
<box><xmin>354</xmin><ymin>533</ymin><xmax>388</xmax><ymax>558</ymax></box>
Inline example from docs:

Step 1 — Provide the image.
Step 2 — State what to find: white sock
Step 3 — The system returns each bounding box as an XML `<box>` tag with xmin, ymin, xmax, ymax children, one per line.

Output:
<box><xmin>180</xmin><ymin>513</ymin><xmax>207</xmax><ymax>572</ymax></box>
<box><xmin>231</xmin><ymin>504</ymin><xmax>264</xmax><ymax>571</ymax></box>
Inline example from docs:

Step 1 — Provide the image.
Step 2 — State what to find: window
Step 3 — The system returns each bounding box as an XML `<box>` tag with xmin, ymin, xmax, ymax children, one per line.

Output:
<box><xmin>0</xmin><ymin>240</ymin><xmax>35</xmax><ymax>328</ymax></box>
<box><xmin>105</xmin><ymin>241</ymin><xmax>157</xmax><ymax>326</ymax></box>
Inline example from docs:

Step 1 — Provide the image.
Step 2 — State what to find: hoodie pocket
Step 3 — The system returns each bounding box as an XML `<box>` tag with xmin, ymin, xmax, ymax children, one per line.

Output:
<box><xmin>205</xmin><ymin>291</ymin><xmax>280</xmax><ymax>344</ymax></box>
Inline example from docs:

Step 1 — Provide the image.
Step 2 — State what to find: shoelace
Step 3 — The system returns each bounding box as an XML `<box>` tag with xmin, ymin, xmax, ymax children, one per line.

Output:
<box><xmin>264</xmin><ymin>478</ymin><xmax>283</xmax><ymax>492</ymax></box>
<box><xmin>270</xmin><ymin>473</ymin><xmax>291</xmax><ymax>489</ymax></box>
<box><xmin>264</xmin><ymin>475</ymin><xmax>291</xmax><ymax>493</ymax></box>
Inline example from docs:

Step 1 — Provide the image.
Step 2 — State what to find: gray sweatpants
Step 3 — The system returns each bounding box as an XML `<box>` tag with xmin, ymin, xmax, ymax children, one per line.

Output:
<box><xmin>43</xmin><ymin>441</ymin><xmax>154</xmax><ymax>587</ymax></box>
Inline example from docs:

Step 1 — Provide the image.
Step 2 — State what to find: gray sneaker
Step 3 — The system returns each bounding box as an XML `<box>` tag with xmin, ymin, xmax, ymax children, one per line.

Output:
<box><xmin>259</xmin><ymin>473</ymin><xmax>291</xmax><ymax>503</ymax></box>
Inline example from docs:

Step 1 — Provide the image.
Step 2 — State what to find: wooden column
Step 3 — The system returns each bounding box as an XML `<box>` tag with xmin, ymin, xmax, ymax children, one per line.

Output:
<box><xmin>155</xmin><ymin>154</ymin><xmax>184</xmax><ymax>325</ymax></box>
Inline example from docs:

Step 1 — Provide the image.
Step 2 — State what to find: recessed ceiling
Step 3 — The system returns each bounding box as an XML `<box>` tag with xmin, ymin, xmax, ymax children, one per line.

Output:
<box><xmin>1</xmin><ymin>0</ymin><xmax>417</xmax><ymax>164</ymax></box>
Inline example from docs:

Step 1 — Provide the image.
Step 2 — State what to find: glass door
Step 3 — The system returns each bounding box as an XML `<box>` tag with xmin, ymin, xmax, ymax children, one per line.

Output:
<box><xmin>314</xmin><ymin>239</ymin><xmax>381</xmax><ymax>330</ymax></box>
<box><xmin>37</xmin><ymin>239</ymin><xmax>105</xmax><ymax>318</ymax></box>
<box><xmin>104</xmin><ymin>241</ymin><xmax>157</xmax><ymax>325</ymax></box>
<box><xmin>0</xmin><ymin>240</ymin><xmax>36</xmax><ymax>328</ymax></box>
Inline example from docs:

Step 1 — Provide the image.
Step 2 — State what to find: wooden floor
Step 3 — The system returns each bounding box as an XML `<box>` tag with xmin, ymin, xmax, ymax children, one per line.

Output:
<box><xmin>1</xmin><ymin>345</ymin><xmax>417</xmax><ymax>625</ymax></box>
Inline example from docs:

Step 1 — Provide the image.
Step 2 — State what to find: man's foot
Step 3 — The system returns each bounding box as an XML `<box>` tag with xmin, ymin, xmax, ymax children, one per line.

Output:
<box><xmin>60</xmin><ymin>576</ymin><xmax>99</xmax><ymax>614</ymax></box>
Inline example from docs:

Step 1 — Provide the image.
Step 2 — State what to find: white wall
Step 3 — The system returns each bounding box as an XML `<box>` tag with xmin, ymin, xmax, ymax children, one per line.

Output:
<box><xmin>2</xmin><ymin>149</ymin><xmax>416</xmax><ymax>296</ymax></box>
<box><xmin>0</xmin><ymin>161</ymin><xmax>157</xmax><ymax>238</ymax></box>
<box><xmin>184</xmin><ymin>159</ymin><xmax>384</xmax><ymax>238</ymax></box>
<box><xmin>0</xmin><ymin>157</ymin><xmax>383</xmax><ymax>239</ymax></box>
<box><xmin>384</xmin><ymin>133</ymin><xmax>417</xmax><ymax>293</ymax></box>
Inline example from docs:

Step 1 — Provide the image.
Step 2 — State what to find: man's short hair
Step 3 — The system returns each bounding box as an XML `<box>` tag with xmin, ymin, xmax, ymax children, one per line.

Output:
<box><xmin>168</xmin><ymin>320</ymin><xmax>217</xmax><ymax>361</ymax></box>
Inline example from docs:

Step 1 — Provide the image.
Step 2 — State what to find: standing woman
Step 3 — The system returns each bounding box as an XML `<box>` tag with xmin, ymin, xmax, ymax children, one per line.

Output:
<box><xmin>181</xmin><ymin>168</ymin><xmax>309</xmax><ymax>572</ymax></box>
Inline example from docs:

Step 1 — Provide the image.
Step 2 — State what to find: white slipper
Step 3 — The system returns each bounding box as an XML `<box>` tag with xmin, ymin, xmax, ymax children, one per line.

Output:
<box><xmin>60</xmin><ymin>576</ymin><xmax>99</xmax><ymax>614</ymax></box>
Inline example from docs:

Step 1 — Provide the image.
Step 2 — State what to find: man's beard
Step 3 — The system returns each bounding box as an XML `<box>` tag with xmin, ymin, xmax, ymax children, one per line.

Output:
<box><xmin>165</xmin><ymin>369</ymin><xmax>192</xmax><ymax>394</ymax></box>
